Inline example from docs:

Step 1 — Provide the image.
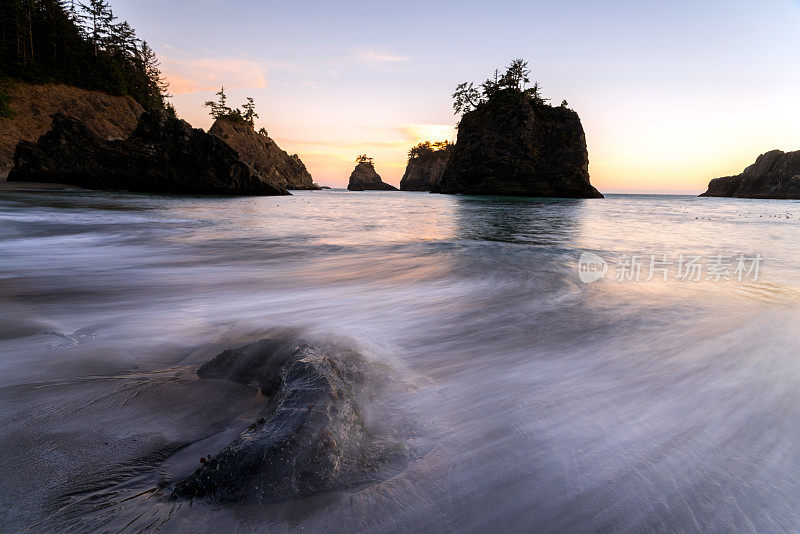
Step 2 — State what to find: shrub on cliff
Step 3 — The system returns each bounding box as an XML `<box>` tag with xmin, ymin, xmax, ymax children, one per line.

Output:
<box><xmin>204</xmin><ymin>87</ymin><xmax>260</xmax><ymax>126</ymax></box>
<box><xmin>355</xmin><ymin>154</ymin><xmax>375</xmax><ymax>166</ymax></box>
<box><xmin>408</xmin><ymin>141</ymin><xmax>452</xmax><ymax>163</ymax></box>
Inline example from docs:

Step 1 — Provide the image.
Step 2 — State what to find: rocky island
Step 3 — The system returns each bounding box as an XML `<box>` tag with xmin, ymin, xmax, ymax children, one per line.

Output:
<box><xmin>209</xmin><ymin>116</ymin><xmax>318</xmax><ymax>190</ymax></box>
<box><xmin>400</xmin><ymin>141</ymin><xmax>452</xmax><ymax>191</ymax></box>
<box><xmin>202</xmin><ymin>89</ymin><xmax>319</xmax><ymax>190</ymax></box>
<box><xmin>348</xmin><ymin>155</ymin><xmax>398</xmax><ymax>191</ymax></box>
<box><xmin>9</xmin><ymin>111</ymin><xmax>289</xmax><ymax>195</ymax></box>
<box><xmin>700</xmin><ymin>149</ymin><xmax>800</xmax><ymax>199</ymax></box>
<box><xmin>433</xmin><ymin>60</ymin><xmax>603</xmax><ymax>198</ymax></box>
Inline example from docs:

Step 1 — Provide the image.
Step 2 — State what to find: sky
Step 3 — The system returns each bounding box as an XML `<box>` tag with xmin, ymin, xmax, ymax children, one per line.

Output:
<box><xmin>113</xmin><ymin>0</ymin><xmax>800</xmax><ymax>193</ymax></box>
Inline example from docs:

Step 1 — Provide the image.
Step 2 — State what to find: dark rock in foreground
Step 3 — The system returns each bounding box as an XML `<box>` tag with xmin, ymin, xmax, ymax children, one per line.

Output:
<box><xmin>701</xmin><ymin>149</ymin><xmax>800</xmax><ymax>199</ymax></box>
<box><xmin>347</xmin><ymin>162</ymin><xmax>397</xmax><ymax>191</ymax></box>
<box><xmin>171</xmin><ymin>339</ymin><xmax>409</xmax><ymax>504</ymax></box>
<box><xmin>434</xmin><ymin>93</ymin><xmax>602</xmax><ymax>198</ymax></box>
<box><xmin>209</xmin><ymin>116</ymin><xmax>319</xmax><ymax>190</ymax></box>
<box><xmin>400</xmin><ymin>151</ymin><xmax>450</xmax><ymax>192</ymax></box>
<box><xmin>8</xmin><ymin>111</ymin><xmax>289</xmax><ymax>196</ymax></box>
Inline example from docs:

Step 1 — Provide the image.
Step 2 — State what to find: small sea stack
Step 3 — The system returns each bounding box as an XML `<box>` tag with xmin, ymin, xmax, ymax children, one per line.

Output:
<box><xmin>400</xmin><ymin>141</ymin><xmax>452</xmax><ymax>192</ymax></box>
<box><xmin>347</xmin><ymin>155</ymin><xmax>397</xmax><ymax>191</ymax></box>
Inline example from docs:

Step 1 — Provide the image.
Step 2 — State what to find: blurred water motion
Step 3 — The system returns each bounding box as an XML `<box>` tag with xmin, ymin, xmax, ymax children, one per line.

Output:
<box><xmin>1</xmin><ymin>186</ymin><xmax>800</xmax><ymax>532</ymax></box>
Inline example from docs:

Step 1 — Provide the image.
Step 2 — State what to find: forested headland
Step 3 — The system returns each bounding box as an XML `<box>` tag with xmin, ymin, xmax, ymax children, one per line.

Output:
<box><xmin>0</xmin><ymin>0</ymin><xmax>169</xmax><ymax>110</ymax></box>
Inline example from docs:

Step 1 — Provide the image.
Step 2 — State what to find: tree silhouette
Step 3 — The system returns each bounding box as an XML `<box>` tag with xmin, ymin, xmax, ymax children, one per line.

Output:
<box><xmin>453</xmin><ymin>59</ymin><xmax>550</xmax><ymax>116</ymax></box>
<box><xmin>452</xmin><ymin>82</ymin><xmax>483</xmax><ymax>115</ymax></box>
<box><xmin>203</xmin><ymin>90</ymin><xmax>262</xmax><ymax>127</ymax></box>
<box><xmin>203</xmin><ymin>86</ymin><xmax>233</xmax><ymax>119</ymax></box>
<box><xmin>0</xmin><ymin>0</ymin><xmax>170</xmax><ymax>109</ymax></box>
<box><xmin>356</xmin><ymin>154</ymin><xmax>374</xmax><ymax>165</ymax></box>
<box><xmin>408</xmin><ymin>140</ymin><xmax>452</xmax><ymax>161</ymax></box>
<box><xmin>500</xmin><ymin>58</ymin><xmax>530</xmax><ymax>91</ymax></box>
<box><xmin>240</xmin><ymin>97</ymin><xmax>258</xmax><ymax>126</ymax></box>
<box><xmin>82</xmin><ymin>0</ymin><xmax>114</xmax><ymax>56</ymax></box>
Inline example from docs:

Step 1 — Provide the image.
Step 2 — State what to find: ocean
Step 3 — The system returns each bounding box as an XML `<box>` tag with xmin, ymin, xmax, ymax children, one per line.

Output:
<box><xmin>1</xmin><ymin>185</ymin><xmax>799</xmax><ymax>532</ymax></box>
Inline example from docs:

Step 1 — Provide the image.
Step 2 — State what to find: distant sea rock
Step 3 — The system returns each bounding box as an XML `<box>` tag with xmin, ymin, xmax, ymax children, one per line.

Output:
<box><xmin>347</xmin><ymin>162</ymin><xmax>398</xmax><ymax>191</ymax></box>
<box><xmin>171</xmin><ymin>338</ymin><xmax>409</xmax><ymax>504</ymax></box>
<box><xmin>434</xmin><ymin>91</ymin><xmax>603</xmax><ymax>198</ymax></box>
<box><xmin>701</xmin><ymin>150</ymin><xmax>800</xmax><ymax>199</ymax></box>
<box><xmin>209</xmin><ymin>116</ymin><xmax>319</xmax><ymax>190</ymax></box>
<box><xmin>8</xmin><ymin>111</ymin><xmax>289</xmax><ymax>196</ymax></box>
<box><xmin>400</xmin><ymin>151</ymin><xmax>449</xmax><ymax>192</ymax></box>
<box><xmin>0</xmin><ymin>80</ymin><xmax>143</xmax><ymax>176</ymax></box>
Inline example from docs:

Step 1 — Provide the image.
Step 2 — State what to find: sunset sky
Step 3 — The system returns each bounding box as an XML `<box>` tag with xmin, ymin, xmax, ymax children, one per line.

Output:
<box><xmin>114</xmin><ymin>0</ymin><xmax>800</xmax><ymax>193</ymax></box>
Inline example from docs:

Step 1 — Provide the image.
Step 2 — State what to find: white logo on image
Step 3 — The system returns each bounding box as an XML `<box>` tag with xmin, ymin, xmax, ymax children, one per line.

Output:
<box><xmin>578</xmin><ymin>252</ymin><xmax>608</xmax><ymax>283</ymax></box>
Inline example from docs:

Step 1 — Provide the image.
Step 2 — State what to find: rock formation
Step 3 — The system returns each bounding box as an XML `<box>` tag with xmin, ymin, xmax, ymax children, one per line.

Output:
<box><xmin>8</xmin><ymin>111</ymin><xmax>289</xmax><ymax>196</ymax></box>
<box><xmin>0</xmin><ymin>80</ymin><xmax>143</xmax><ymax>176</ymax></box>
<box><xmin>347</xmin><ymin>161</ymin><xmax>397</xmax><ymax>191</ymax></box>
<box><xmin>434</xmin><ymin>91</ymin><xmax>602</xmax><ymax>198</ymax></box>
<box><xmin>400</xmin><ymin>149</ymin><xmax>450</xmax><ymax>192</ymax></box>
<box><xmin>700</xmin><ymin>149</ymin><xmax>800</xmax><ymax>199</ymax></box>
<box><xmin>171</xmin><ymin>338</ymin><xmax>409</xmax><ymax>504</ymax></box>
<box><xmin>208</xmin><ymin>116</ymin><xmax>319</xmax><ymax>190</ymax></box>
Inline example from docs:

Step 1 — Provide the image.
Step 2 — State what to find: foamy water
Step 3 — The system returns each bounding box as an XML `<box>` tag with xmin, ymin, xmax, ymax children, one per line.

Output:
<box><xmin>1</xmin><ymin>185</ymin><xmax>800</xmax><ymax>532</ymax></box>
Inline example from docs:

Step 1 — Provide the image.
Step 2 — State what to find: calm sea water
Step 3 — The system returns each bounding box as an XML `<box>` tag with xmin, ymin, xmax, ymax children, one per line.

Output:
<box><xmin>1</xmin><ymin>186</ymin><xmax>800</xmax><ymax>532</ymax></box>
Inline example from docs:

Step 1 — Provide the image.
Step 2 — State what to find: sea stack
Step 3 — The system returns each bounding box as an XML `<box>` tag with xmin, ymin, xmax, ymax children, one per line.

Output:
<box><xmin>209</xmin><ymin>116</ymin><xmax>319</xmax><ymax>190</ymax></box>
<box><xmin>434</xmin><ymin>90</ymin><xmax>602</xmax><ymax>198</ymax></box>
<box><xmin>8</xmin><ymin>111</ymin><xmax>289</xmax><ymax>196</ymax></box>
<box><xmin>701</xmin><ymin>150</ymin><xmax>800</xmax><ymax>199</ymax></box>
<box><xmin>400</xmin><ymin>141</ymin><xmax>452</xmax><ymax>191</ymax></box>
<box><xmin>347</xmin><ymin>156</ymin><xmax>397</xmax><ymax>191</ymax></box>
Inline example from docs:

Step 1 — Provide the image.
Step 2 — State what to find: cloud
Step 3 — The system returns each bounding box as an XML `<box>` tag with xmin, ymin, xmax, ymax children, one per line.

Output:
<box><xmin>159</xmin><ymin>46</ymin><xmax>281</xmax><ymax>94</ymax></box>
<box><xmin>356</xmin><ymin>49</ymin><xmax>411</xmax><ymax>66</ymax></box>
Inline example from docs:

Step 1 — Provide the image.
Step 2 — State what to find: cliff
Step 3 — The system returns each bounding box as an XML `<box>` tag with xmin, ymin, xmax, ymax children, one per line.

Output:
<box><xmin>400</xmin><ymin>151</ymin><xmax>449</xmax><ymax>191</ymax></box>
<box><xmin>0</xmin><ymin>80</ymin><xmax>143</xmax><ymax>176</ymax></box>
<box><xmin>8</xmin><ymin>111</ymin><xmax>289</xmax><ymax>196</ymax></box>
<box><xmin>347</xmin><ymin>162</ymin><xmax>397</xmax><ymax>191</ymax></box>
<box><xmin>700</xmin><ymin>150</ymin><xmax>800</xmax><ymax>199</ymax></box>
<box><xmin>434</xmin><ymin>91</ymin><xmax>602</xmax><ymax>198</ymax></box>
<box><xmin>208</xmin><ymin>117</ymin><xmax>319</xmax><ymax>190</ymax></box>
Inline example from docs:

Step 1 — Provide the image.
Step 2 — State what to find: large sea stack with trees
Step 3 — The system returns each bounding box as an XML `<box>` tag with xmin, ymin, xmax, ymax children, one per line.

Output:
<box><xmin>434</xmin><ymin>60</ymin><xmax>603</xmax><ymax>198</ymax></box>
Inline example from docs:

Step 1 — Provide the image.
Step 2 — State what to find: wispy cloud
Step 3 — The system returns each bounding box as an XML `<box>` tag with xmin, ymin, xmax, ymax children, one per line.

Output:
<box><xmin>356</xmin><ymin>49</ymin><xmax>411</xmax><ymax>67</ymax></box>
<box><xmin>160</xmin><ymin>46</ymin><xmax>290</xmax><ymax>94</ymax></box>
